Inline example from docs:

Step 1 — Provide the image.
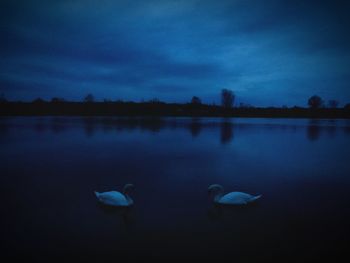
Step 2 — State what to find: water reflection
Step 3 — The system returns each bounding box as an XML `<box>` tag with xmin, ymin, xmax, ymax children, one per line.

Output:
<box><xmin>220</xmin><ymin>121</ymin><xmax>234</xmax><ymax>144</ymax></box>
<box><xmin>207</xmin><ymin>202</ymin><xmax>260</xmax><ymax>221</ymax></box>
<box><xmin>34</xmin><ymin>121</ymin><xmax>47</xmax><ymax>133</ymax></box>
<box><xmin>1</xmin><ymin>117</ymin><xmax>349</xmax><ymax>144</ymax></box>
<box><xmin>326</xmin><ymin>125</ymin><xmax>337</xmax><ymax>138</ymax></box>
<box><xmin>1</xmin><ymin>117</ymin><xmax>350</xmax><ymax>260</ymax></box>
<box><xmin>96</xmin><ymin>203</ymin><xmax>135</xmax><ymax>230</ymax></box>
<box><xmin>0</xmin><ymin>121</ymin><xmax>9</xmax><ymax>136</ymax></box>
<box><xmin>81</xmin><ymin>117</ymin><xmax>166</xmax><ymax>135</ymax></box>
<box><xmin>189</xmin><ymin>118</ymin><xmax>202</xmax><ymax>138</ymax></box>
<box><xmin>51</xmin><ymin>117</ymin><xmax>68</xmax><ymax>133</ymax></box>
<box><xmin>83</xmin><ymin>118</ymin><xmax>97</xmax><ymax>137</ymax></box>
<box><xmin>306</xmin><ymin>119</ymin><xmax>342</xmax><ymax>141</ymax></box>
<box><xmin>307</xmin><ymin>120</ymin><xmax>321</xmax><ymax>141</ymax></box>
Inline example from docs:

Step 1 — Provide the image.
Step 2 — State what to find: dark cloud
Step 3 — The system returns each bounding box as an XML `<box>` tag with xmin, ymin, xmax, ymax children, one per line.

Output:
<box><xmin>0</xmin><ymin>78</ymin><xmax>54</xmax><ymax>93</ymax></box>
<box><xmin>0</xmin><ymin>0</ymin><xmax>349</xmax><ymax>105</ymax></box>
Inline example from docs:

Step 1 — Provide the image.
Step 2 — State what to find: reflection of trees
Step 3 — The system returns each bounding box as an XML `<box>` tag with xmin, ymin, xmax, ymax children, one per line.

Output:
<box><xmin>143</xmin><ymin>118</ymin><xmax>163</xmax><ymax>133</ymax></box>
<box><xmin>34</xmin><ymin>119</ymin><xmax>47</xmax><ymax>133</ymax></box>
<box><xmin>306</xmin><ymin>120</ymin><xmax>341</xmax><ymax>141</ymax></box>
<box><xmin>83</xmin><ymin>117</ymin><xmax>96</xmax><ymax>137</ymax></box>
<box><xmin>345</xmin><ymin>127</ymin><xmax>350</xmax><ymax>135</ymax></box>
<box><xmin>82</xmin><ymin>117</ymin><xmax>165</xmax><ymax>136</ymax></box>
<box><xmin>307</xmin><ymin>120</ymin><xmax>320</xmax><ymax>141</ymax></box>
<box><xmin>189</xmin><ymin>118</ymin><xmax>202</xmax><ymax>138</ymax></box>
<box><xmin>326</xmin><ymin>126</ymin><xmax>336</xmax><ymax>138</ymax></box>
<box><xmin>50</xmin><ymin>117</ymin><xmax>66</xmax><ymax>133</ymax></box>
<box><xmin>0</xmin><ymin>121</ymin><xmax>9</xmax><ymax>136</ymax></box>
<box><xmin>220</xmin><ymin>120</ymin><xmax>233</xmax><ymax>144</ymax></box>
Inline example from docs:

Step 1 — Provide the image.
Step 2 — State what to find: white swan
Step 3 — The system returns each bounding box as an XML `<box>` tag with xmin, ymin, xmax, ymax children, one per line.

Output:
<box><xmin>94</xmin><ymin>184</ymin><xmax>134</xmax><ymax>207</ymax></box>
<box><xmin>208</xmin><ymin>184</ymin><xmax>261</xmax><ymax>205</ymax></box>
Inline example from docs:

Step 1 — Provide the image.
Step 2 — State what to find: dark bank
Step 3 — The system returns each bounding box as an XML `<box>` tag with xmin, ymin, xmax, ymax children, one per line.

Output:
<box><xmin>1</xmin><ymin>100</ymin><xmax>350</xmax><ymax>118</ymax></box>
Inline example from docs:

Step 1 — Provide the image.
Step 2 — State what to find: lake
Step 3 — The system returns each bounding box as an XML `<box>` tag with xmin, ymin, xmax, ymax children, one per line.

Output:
<box><xmin>1</xmin><ymin>117</ymin><xmax>350</xmax><ymax>261</ymax></box>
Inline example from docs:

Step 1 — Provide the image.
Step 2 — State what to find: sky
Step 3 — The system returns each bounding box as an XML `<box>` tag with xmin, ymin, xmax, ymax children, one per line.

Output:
<box><xmin>0</xmin><ymin>0</ymin><xmax>349</xmax><ymax>106</ymax></box>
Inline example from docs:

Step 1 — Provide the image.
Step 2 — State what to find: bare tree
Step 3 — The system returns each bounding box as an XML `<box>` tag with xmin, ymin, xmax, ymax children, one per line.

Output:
<box><xmin>32</xmin><ymin>98</ymin><xmax>45</xmax><ymax>103</ymax></box>
<box><xmin>149</xmin><ymin>98</ymin><xmax>161</xmax><ymax>104</ymax></box>
<box><xmin>221</xmin><ymin>89</ymin><xmax>235</xmax><ymax>108</ymax></box>
<box><xmin>308</xmin><ymin>95</ymin><xmax>323</xmax><ymax>109</ymax></box>
<box><xmin>84</xmin><ymin>93</ymin><xmax>94</xmax><ymax>103</ymax></box>
<box><xmin>0</xmin><ymin>93</ymin><xmax>7</xmax><ymax>103</ymax></box>
<box><xmin>191</xmin><ymin>96</ymin><xmax>201</xmax><ymax>105</ymax></box>
<box><xmin>51</xmin><ymin>97</ymin><xmax>65</xmax><ymax>103</ymax></box>
<box><xmin>328</xmin><ymin>100</ymin><xmax>339</xmax><ymax>108</ymax></box>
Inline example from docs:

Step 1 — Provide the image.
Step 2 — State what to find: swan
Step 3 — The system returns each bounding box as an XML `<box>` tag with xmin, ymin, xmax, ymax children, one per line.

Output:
<box><xmin>208</xmin><ymin>184</ymin><xmax>261</xmax><ymax>205</ymax></box>
<box><xmin>94</xmin><ymin>184</ymin><xmax>134</xmax><ymax>207</ymax></box>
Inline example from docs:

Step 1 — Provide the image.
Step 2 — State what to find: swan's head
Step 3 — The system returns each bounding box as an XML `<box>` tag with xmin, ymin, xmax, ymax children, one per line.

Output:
<box><xmin>208</xmin><ymin>184</ymin><xmax>224</xmax><ymax>194</ymax></box>
<box><xmin>123</xmin><ymin>184</ymin><xmax>135</xmax><ymax>194</ymax></box>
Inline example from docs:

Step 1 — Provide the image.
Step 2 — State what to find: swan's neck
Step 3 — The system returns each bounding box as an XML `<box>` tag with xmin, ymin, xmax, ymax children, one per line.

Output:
<box><xmin>125</xmin><ymin>194</ymin><xmax>133</xmax><ymax>205</ymax></box>
<box><xmin>213</xmin><ymin>192</ymin><xmax>223</xmax><ymax>202</ymax></box>
<box><xmin>212</xmin><ymin>186</ymin><xmax>224</xmax><ymax>202</ymax></box>
<box><xmin>123</xmin><ymin>184</ymin><xmax>134</xmax><ymax>205</ymax></box>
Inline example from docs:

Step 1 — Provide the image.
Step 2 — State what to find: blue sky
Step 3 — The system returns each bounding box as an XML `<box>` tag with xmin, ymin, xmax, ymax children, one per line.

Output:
<box><xmin>1</xmin><ymin>0</ymin><xmax>349</xmax><ymax>106</ymax></box>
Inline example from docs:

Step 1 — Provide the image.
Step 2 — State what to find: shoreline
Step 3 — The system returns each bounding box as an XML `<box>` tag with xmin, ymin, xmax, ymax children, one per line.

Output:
<box><xmin>1</xmin><ymin>102</ymin><xmax>349</xmax><ymax>119</ymax></box>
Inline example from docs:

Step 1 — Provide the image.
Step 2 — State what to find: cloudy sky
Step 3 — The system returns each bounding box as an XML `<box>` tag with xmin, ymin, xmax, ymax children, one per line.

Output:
<box><xmin>1</xmin><ymin>0</ymin><xmax>349</xmax><ymax>106</ymax></box>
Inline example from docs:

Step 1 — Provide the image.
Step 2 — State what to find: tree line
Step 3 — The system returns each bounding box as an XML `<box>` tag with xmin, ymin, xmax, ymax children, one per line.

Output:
<box><xmin>0</xmin><ymin>89</ymin><xmax>349</xmax><ymax>118</ymax></box>
<box><xmin>1</xmin><ymin>89</ymin><xmax>347</xmax><ymax>109</ymax></box>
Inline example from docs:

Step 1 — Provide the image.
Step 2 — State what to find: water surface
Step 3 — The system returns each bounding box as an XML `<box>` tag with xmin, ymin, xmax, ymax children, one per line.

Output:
<box><xmin>1</xmin><ymin>117</ymin><xmax>350</xmax><ymax>261</ymax></box>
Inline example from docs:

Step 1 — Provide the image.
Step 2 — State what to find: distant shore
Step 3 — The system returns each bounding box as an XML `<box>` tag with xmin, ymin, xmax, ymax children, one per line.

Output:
<box><xmin>0</xmin><ymin>101</ymin><xmax>349</xmax><ymax>118</ymax></box>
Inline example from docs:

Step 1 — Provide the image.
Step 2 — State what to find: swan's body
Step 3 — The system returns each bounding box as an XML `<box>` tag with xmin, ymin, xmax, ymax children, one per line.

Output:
<box><xmin>95</xmin><ymin>184</ymin><xmax>134</xmax><ymax>207</ymax></box>
<box><xmin>208</xmin><ymin>184</ymin><xmax>261</xmax><ymax>205</ymax></box>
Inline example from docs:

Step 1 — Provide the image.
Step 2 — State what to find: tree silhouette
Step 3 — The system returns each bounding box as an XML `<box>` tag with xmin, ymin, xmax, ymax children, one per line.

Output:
<box><xmin>51</xmin><ymin>97</ymin><xmax>65</xmax><ymax>103</ymax></box>
<box><xmin>32</xmin><ymin>98</ymin><xmax>45</xmax><ymax>104</ymax></box>
<box><xmin>239</xmin><ymin>102</ymin><xmax>253</xmax><ymax>108</ymax></box>
<box><xmin>149</xmin><ymin>98</ymin><xmax>161</xmax><ymax>104</ymax></box>
<box><xmin>84</xmin><ymin>93</ymin><xmax>94</xmax><ymax>103</ymax></box>
<box><xmin>308</xmin><ymin>95</ymin><xmax>323</xmax><ymax>109</ymax></box>
<box><xmin>191</xmin><ymin>96</ymin><xmax>201</xmax><ymax>105</ymax></box>
<box><xmin>0</xmin><ymin>93</ymin><xmax>7</xmax><ymax>103</ymax></box>
<box><xmin>307</xmin><ymin>122</ymin><xmax>321</xmax><ymax>141</ymax></box>
<box><xmin>328</xmin><ymin>100</ymin><xmax>339</xmax><ymax>108</ymax></box>
<box><xmin>221</xmin><ymin>89</ymin><xmax>235</xmax><ymax>108</ymax></box>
